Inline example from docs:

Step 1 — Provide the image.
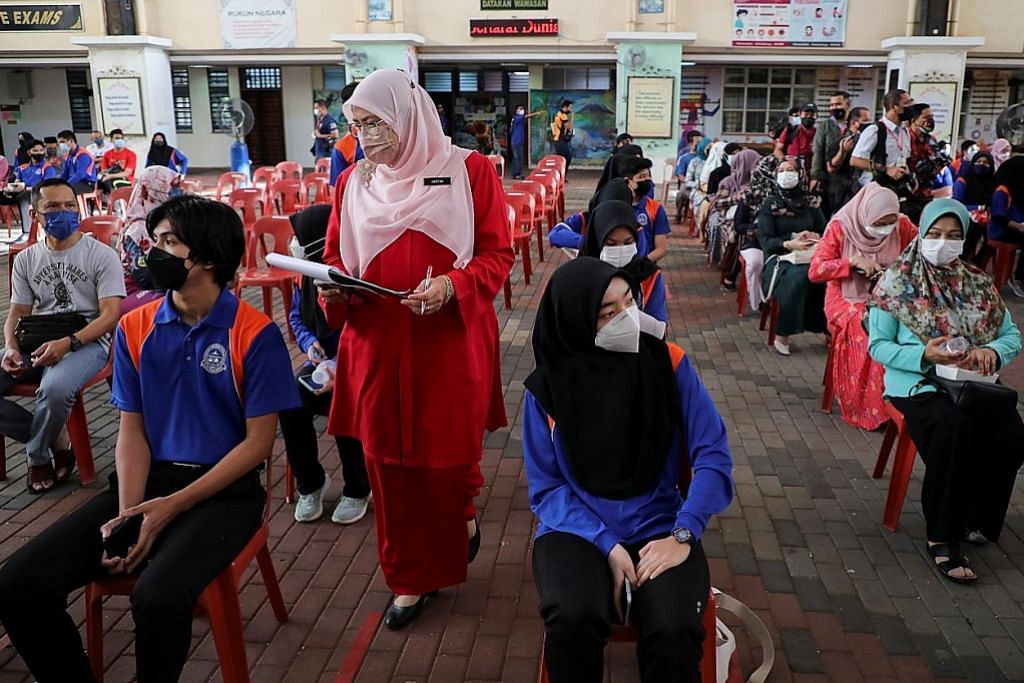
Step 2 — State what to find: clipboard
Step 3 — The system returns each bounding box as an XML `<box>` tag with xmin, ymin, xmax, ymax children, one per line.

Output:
<box><xmin>266</xmin><ymin>254</ymin><xmax>413</xmax><ymax>299</ymax></box>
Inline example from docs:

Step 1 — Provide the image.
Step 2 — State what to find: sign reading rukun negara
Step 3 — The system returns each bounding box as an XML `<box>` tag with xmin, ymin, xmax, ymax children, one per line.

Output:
<box><xmin>470</xmin><ymin>18</ymin><xmax>558</xmax><ymax>37</ymax></box>
<box><xmin>481</xmin><ymin>0</ymin><xmax>549</xmax><ymax>9</ymax></box>
<box><xmin>0</xmin><ymin>4</ymin><xmax>83</xmax><ymax>31</ymax></box>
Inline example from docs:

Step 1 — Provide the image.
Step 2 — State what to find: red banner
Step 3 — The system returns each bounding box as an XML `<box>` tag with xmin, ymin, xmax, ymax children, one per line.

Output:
<box><xmin>469</xmin><ymin>18</ymin><xmax>559</xmax><ymax>37</ymax></box>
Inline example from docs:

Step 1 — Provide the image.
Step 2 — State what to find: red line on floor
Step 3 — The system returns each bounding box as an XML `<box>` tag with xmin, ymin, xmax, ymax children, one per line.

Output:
<box><xmin>333</xmin><ymin>610</ymin><xmax>383</xmax><ymax>683</ymax></box>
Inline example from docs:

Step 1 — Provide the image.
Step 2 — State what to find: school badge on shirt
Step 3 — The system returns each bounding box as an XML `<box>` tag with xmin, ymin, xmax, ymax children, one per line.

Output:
<box><xmin>201</xmin><ymin>343</ymin><xmax>228</xmax><ymax>375</ymax></box>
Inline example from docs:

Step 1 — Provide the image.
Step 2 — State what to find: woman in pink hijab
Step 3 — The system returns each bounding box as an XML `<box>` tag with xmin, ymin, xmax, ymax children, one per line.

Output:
<box><xmin>322</xmin><ymin>69</ymin><xmax>514</xmax><ymax>630</ymax></box>
<box><xmin>990</xmin><ymin>138</ymin><xmax>1012</xmax><ymax>169</ymax></box>
<box><xmin>809</xmin><ymin>182</ymin><xmax>918</xmax><ymax>430</ymax></box>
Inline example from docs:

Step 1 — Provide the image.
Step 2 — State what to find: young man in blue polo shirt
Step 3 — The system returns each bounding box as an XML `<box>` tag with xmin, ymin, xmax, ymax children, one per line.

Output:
<box><xmin>57</xmin><ymin>129</ymin><xmax>98</xmax><ymax>195</ymax></box>
<box><xmin>312</xmin><ymin>98</ymin><xmax>339</xmax><ymax>160</ymax></box>
<box><xmin>0</xmin><ymin>195</ymin><xmax>300</xmax><ymax>682</ymax></box>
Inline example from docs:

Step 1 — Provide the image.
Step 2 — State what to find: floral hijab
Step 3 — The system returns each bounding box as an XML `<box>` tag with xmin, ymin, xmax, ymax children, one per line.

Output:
<box><xmin>869</xmin><ymin>198</ymin><xmax>1006</xmax><ymax>345</ymax></box>
<box><xmin>745</xmin><ymin>154</ymin><xmax>780</xmax><ymax>213</ymax></box>
<box><xmin>763</xmin><ymin>156</ymin><xmax>818</xmax><ymax>217</ymax></box>
<box><xmin>121</xmin><ymin>166</ymin><xmax>183</xmax><ymax>290</ymax></box>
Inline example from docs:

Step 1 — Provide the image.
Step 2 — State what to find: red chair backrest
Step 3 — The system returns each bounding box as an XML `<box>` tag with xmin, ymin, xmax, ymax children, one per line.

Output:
<box><xmin>275</xmin><ymin>161</ymin><xmax>303</xmax><ymax>182</ymax></box>
<box><xmin>181</xmin><ymin>178</ymin><xmax>204</xmax><ymax>194</ymax></box>
<box><xmin>216</xmin><ymin>172</ymin><xmax>248</xmax><ymax>202</ymax></box>
<box><xmin>505</xmin><ymin>191</ymin><xmax>535</xmax><ymax>236</ymax></box>
<box><xmin>314</xmin><ymin>157</ymin><xmax>331</xmax><ymax>174</ymax></box>
<box><xmin>81</xmin><ymin>216</ymin><xmax>122</xmax><ymax>249</ymax></box>
<box><xmin>229</xmin><ymin>187</ymin><xmax>265</xmax><ymax>225</ymax></box>
<box><xmin>251</xmin><ymin>166</ymin><xmax>279</xmax><ymax>193</ymax></box>
<box><xmin>301</xmin><ymin>173</ymin><xmax>331</xmax><ymax>205</ymax></box>
<box><xmin>244</xmin><ymin>216</ymin><xmax>294</xmax><ymax>273</ymax></box>
<box><xmin>511</xmin><ymin>181</ymin><xmax>547</xmax><ymax>218</ymax></box>
<box><xmin>106</xmin><ymin>186</ymin><xmax>134</xmax><ymax>217</ymax></box>
<box><xmin>529</xmin><ymin>172</ymin><xmax>560</xmax><ymax>205</ymax></box>
<box><xmin>269</xmin><ymin>179</ymin><xmax>304</xmax><ymax>215</ymax></box>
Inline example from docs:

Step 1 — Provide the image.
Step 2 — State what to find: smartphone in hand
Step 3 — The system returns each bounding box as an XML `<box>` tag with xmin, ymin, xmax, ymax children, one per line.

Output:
<box><xmin>103</xmin><ymin>515</ymin><xmax>143</xmax><ymax>559</ymax></box>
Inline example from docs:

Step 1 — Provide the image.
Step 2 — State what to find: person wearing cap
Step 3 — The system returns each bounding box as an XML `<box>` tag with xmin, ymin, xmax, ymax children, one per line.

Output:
<box><xmin>551</xmin><ymin>99</ymin><xmax>575</xmax><ymax>172</ymax></box>
<box><xmin>619</xmin><ymin>155</ymin><xmax>671</xmax><ymax>262</ymax></box>
<box><xmin>775</xmin><ymin>103</ymin><xmax>818</xmax><ymax>172</ymax></box>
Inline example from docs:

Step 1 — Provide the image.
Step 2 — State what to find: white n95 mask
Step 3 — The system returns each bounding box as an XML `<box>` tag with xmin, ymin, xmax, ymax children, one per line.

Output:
<box><xmin>600</xmin><ymin>244</ymin><xmax>638</xmax><ymax>268</ymax></box>
<box><xmin>864</xmin><ymin>222</ymin><xmax>896</xmax><ymax>238</ymax></box>
<box><xmin>288</xmin><ymin>235</ymin><xmax>325</xmax><ymax>261</ymax></box>
<box><xmin>920</xmin><ymin>238</ymin><xmax>964</xmax><ymax>267</ymax></box>
<box><xmin>595</xmin><ymin>305</ymin><xmax>641</xmax><ymax>353</ymax></box>
<box><xmin>638</xmin><ymin>310</ymin><xmax>667</xmax><ymax>340</ymax></box>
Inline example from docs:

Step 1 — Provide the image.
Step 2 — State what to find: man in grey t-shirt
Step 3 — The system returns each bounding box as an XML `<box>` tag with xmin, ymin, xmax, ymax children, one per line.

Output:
<box><xmin>0</xmin><ymin>179</ymin><xmax>124</xmax><ymax>493</ymax></box>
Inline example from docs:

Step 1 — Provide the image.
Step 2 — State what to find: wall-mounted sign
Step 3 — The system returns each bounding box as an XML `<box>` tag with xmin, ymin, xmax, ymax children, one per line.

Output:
<box><xmin>732</xmin><ymin>0</ymin><xmax>847</xmax><ymax>48</ymax></box>
<box><xmin>627</xmin><ymin>77</ymin><xmax>675</xmax><ymax>139</ymax></box>
<box><xmin>908</xmin><ymin>81</ymin><xmax>958</xmax><ymax>145</ymax></box>
<box><xmin>470</xmin><ymin>18</ymin><xmax>558</xmax><ymax>37</ymax></box>
<box><xmin>368</xmin><ymin>0</ymin><xmax>393</xmax><ymax>21</ymax></box>
<box><xmin>481</xmin><ymin>0</ymin><xmax>548</xmax><ymax>8</ymax></box>
<box><xmin>0</xmin><ymin>4</ymin><xmax>82</xmax><ymax>31</ymax></box>
<box><xmin>639</xmin><ymin>0</ymin><xmax>665</xmax><ymax>13</ymax></box>
<box><xmin>98</xmin><ymin>77</ymin><xmax>146</xmax><ymax>137</ymax></box>
<box><xmin>219</xmin><ymin>0</ymin><xmax>296</xmax><ymax>49</ymax></box>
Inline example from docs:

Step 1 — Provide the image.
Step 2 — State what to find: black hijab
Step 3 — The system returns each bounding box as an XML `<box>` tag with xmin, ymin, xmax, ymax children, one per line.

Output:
<box><xmin>290</xmin><ymin>205</ymin><xmax>335</xmax><ymax>341</ymax></box>
<box><xmin>524</xmin><ymin>258</ymin><xmax>677</xmax><ymax>500</ymax></box>
<box><xmin>582</xmin><ymin>200</ymin><xmax>659</xmax><ymax>285</ymax></box>
<box><xmin>587</xmin><ymin>177</ymin><xmax>634</xmax><ymax>215</ymax></box>
<box><xmin>995</xmin><ymin>155</ymin><xmax>1024</xmax><ymax>211</ymax></box>
<box><xmin>146</xmin><ymin>133</ymin><xmax>173</xmax><ymax>168</ymax></box>
<box><xmin>15</xmin><ymin>131</ymin><xmax>33</xmax><ymax>165</ymax></box>
<box><xmin>595</xmin><ymin>144</ymin><xmax>645</xmax><ymax>197</ymax></box>
<box><xmin>961</xmin><ymin>151</ymin><xmax>997</xmax><ymax>207</ymax></box>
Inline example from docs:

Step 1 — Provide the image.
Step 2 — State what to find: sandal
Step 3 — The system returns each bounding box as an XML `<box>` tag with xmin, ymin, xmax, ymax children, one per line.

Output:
<box><xmin>52</xmin><ymin>448</ymin><xmax>76</xmax><ymax>484</ymax></box>
<box><xmin>928</xmin><ymin>542</ymin><xmax>977</xmax><ymax>585</ymax></box>
<box><xmin>26</xmin><ymin>462</ymin><xmax>56</xmax><ymax>495</ymax></box>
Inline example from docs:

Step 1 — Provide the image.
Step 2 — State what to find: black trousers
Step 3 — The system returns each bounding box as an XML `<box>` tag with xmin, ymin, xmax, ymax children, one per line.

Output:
<box><xmin>891</xmin><ymin>393</ymin><xmax>1024</xmax><ymax>543</ymax></box>
<box><xmin>0</xmin><ymin>463</ymin><xmax>263</xmax><ymax>683</ymax></box>
<box><xmin>279</xmin><ymin>365</ymin><xmax>370</xmax><ymax>498</ymax></box>
<box><xmin>69</xmin><ymin>180</ymin><xmax>95</xmax><ymax>196</ymax></box>
<box><xmin>533</xmin><ymin>531</ymin><xmax>710</xmax><ymax>683</ymax></box>
<box><xmin>555</xmin><ymin>140</ymin><xmax>573</xmax><ymax>171</ymax></box>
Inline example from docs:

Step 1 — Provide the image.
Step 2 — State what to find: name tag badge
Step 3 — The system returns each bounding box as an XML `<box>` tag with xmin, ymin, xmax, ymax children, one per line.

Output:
<box><xmin>424</xmin><ymin>176</ymin><xmax>452</xmax><ymax>187</ymax></box>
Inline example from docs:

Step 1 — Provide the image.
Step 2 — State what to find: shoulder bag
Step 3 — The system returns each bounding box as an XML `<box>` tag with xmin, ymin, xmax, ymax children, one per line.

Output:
<box><xmin>14</xmin><ymin>313</ymin><xmax>88</xmax><ymax>355</ymax></box>
<box><xmin>923</xmin><ymin>368</ymin><xmax>1018</xmax><ymax>417</ymax></box>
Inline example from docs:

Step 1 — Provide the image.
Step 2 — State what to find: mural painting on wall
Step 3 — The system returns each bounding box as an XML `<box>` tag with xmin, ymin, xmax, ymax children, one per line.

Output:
<box><xmin>528</xmin><ymin>90</ymin><xmax>617</xmax><ymax>166</ymax></box>
<box><xmin>679</xmin><ymin>69</ymin><xmax>722</xmax><ymax>140</ymax></box>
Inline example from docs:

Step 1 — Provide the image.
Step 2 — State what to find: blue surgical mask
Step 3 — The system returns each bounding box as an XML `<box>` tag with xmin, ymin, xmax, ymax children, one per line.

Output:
<box><xmin>113</xmin><ymin>139</ymin><xmax>126</xmax><ymax>150</ymax></box>
<box><xmin>42</xmin><ymin>210</ymin><xmax>80</xmax><ymax>240</ymax></box>
<box><xmin>93</xmin><ymin>137</ymin><xmax>104</xmax><ymax>147</ymax></box>
<box><xmin>58</xmin><ymin>142</ymin><xmax>69</xmax><ymax>155</ymax></box>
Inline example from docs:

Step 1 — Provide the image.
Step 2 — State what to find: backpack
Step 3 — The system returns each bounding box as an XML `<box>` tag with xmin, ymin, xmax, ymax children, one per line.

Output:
<box><xmin>868</xmin><ymin>121</ymin><xmax>916</xmax><ymax>198</ymax></box>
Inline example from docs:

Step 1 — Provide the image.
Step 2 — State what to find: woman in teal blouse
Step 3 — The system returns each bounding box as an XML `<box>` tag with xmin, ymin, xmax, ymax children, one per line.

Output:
<box><xmin>867</xmin><ymin>198</ymin><xmax>1024</xmax><ymax>584</ymax></box>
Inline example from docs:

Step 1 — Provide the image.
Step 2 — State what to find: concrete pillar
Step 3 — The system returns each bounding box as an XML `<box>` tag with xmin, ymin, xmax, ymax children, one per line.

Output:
<box><xmin>882</xmin><ymin>36</ymin><xmax>985</xmax><ymax>145</ymax></box>
<box><xmin>71</xmin><ymin>36</ymin><xmax>175</xmax><ymax>151</ymax></box>
<box><xmin>606</xmin><ymin>32</ymin><xmax>696</xmax><ymax>184</ymax></box>
<box><xmin>329</xmin><ymin>33</ymin><xmax>425</xmax><ymax>84</ymax></box>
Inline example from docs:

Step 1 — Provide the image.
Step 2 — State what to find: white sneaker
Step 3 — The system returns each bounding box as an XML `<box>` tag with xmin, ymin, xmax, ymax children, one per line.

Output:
<box><xmin>1008</xmin><ymin>280</ymin><xmax>1024</xmax><ymax>298</ymax></box>
<box><xmin>294</xmin><ymin>475</ymin><xmax>330</xmax><ymax>523</ymax></box>
<box><xmin>331</xmin><ymin>495</ymin><xmax>370</xmax><ymax>525</ymax></box>
<box><xmin>773</xmin><ymin>340</ymin><xmax>791</xmax><ymax>356</ymax></box>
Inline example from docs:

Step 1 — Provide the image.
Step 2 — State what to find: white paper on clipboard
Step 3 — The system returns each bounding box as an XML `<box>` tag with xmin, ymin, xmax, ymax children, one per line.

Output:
<box><xmin>265</xmin><ymin>254</ymin><xmax>413</xmax><ymax>299</ymax></box>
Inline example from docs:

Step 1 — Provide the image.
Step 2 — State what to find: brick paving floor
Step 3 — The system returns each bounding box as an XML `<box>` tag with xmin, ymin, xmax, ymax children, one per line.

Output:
<box><xmin>1</xmin><ymin>168</ymin><xmax>1024</xmax><ymax>682</ymax></box>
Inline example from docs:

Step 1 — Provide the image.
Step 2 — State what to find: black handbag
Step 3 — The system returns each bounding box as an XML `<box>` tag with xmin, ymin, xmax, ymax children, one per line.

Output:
<box><xmin>924</xmin><ymin>369</ymin><xmax>1019</xmax><ymax>417</ymax></box>
<box><xmin>14</xmin><ymin>313</ymin><xmax>88</xmax><ymax>355</ymax></box>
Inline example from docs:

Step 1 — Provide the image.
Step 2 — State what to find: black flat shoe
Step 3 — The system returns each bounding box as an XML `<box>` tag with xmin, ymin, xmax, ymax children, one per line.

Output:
<box><xmin>384</xmin><ymin>592</ymin><xmax>435</xmax><ymax>630</ymax></box>
<box><xmin>468</xmin><ymin>517</ymin><xmax>481</xmax><ymax>563</ymax></box>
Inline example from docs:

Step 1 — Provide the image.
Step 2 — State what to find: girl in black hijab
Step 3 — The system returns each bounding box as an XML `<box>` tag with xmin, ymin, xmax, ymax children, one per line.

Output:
<box><xmin>582</xmin><ymin>200</ymin><xmax>667</xmax><ymax>323</ymax></box>
<box><xmin>279</xmin><ymin>204</ymin><xmax>371</xmax><ymax>525</ymax></box>
<box><xmin>953</xmin><ymin>151</ymin><xmax>997</xmax><ymax>262</ymax></box>
<box><xmin>595</xmin><ymin>143</ymin><xmax>645</xmax><ymax>198</ymax></box>
<box><xmin>14</xmin><ymin>131</ymin><xmax>33</xmax><ymax>166</ymax></box>
<box><xmin>524</xmin><ymin>258</ymin><xmax>733</xmax><ymax>683</ymax></box>
<box><xmin>549</xmin><ymin>178</ymin><xmax>634</xmax><ymax>252</ymax></box>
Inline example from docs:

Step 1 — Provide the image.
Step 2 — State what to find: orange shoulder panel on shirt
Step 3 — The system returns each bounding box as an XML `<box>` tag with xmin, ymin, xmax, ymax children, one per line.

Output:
<box><xmin>227</xmin><ymin>301</ymin><xmax>274</xmax><ymax>403</ymax></box>
<box><xmin>666</xmin><ymin>342</ymin><xmax>686</xmax><ymax>371</ymax></box>
<box><xmin>335</xmin><ymin>134</ymin><xmax>357</xmax><ymax>163</ymax></box>
<box><xmin>641</xmin><ymin>271</ymin><xmax>660</xmax><ymax>306</ymax></box>
<box><xmin>118</xmin><ymin>298</ymin><xmax>163</xmax><ymax>371</ymax></box>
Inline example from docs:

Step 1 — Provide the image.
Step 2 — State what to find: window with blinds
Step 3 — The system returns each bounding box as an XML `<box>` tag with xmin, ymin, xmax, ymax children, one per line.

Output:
<box><xmin>722</xmin><ymin>67</ymin><xmax>817</xmax><ymax>135</ymax></box>
<box><xmin>66</xmin><ymin>70</ymin><xmax>93</xmax><ymax>133</ymax></box>
<box><xmin>208</xmin><ymin>68</ymin><xmax>232</xmax><ymax>133</ymax></box>
<box><xmin>424</xmin><ymin>72</ymin><xmax>453</xmax><ymax>92</ymax></box>
<box><xmin>172</xmin><ymin>68</ymin><xmax>193</xmax><ymax>132</ymax></box>
<box><xmin>243</xmin><ymin>67</ymin><xmax>281</xmax><ymax>90</ymax></box>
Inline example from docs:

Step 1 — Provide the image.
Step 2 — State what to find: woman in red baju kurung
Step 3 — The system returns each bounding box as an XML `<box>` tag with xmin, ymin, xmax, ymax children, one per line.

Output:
<box><xmin>809</xmin><ymin>183</ymin><xmax>917</xmax><ymax>431</ymax></box>
<box><xmin>320</xmin><ymin>70</ymin><xmax>513</xmax><ymax>629</ymax></box>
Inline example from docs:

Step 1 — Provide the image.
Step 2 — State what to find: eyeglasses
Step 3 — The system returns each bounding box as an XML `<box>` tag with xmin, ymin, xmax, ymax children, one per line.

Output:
<box><xmin>351</xmin><ymin>119</ymin><xmax>388</xmax><ymax>139</ymax></box>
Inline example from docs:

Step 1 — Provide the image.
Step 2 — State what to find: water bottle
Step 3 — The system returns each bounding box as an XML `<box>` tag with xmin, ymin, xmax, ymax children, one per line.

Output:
<box><xmin>941</xmin><ymin>337</ymin><xmax>970</xmax><ymax>354</ymax></box>
<box><xmin>311</xmin><ymin>359</ymin><xmax>336</xmax><ymax>385</ymax></box>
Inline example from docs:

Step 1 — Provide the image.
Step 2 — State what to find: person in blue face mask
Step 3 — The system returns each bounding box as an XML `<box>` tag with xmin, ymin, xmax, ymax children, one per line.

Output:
<box><xmin>0</xmin><ymin>178</ymin><xmax>126</xmax><ymax>493</ymax></box>
<box><xmin>57</xmin><ymin>129</ymin><xmax>98</xmax><ymax>195</ymax></box>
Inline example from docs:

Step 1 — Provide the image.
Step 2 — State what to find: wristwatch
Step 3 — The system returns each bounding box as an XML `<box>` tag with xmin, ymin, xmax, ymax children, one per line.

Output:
<box><xmin>67</xmin><ymin>334</ymin><xmax>82</xmax><ymax>352</ymax></box>
<box><xmin>671</xmin><ymin>527</ymin><xmax>694</xmax><ymax>545</ymax></box>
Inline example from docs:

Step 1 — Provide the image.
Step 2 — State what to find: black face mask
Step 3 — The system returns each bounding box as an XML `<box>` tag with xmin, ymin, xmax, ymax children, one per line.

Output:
<box><xmin>153</xmin><ymin>140</ymin><xmax>166</xmax><ymax>148</ymax></box>
<box><xmin>801</xmin><ymin>116</ymin><xmax>815</xmax><ymax>128</ymax></box>
<box><xmin>920</xmin><ymin>118</ymin><xmax>935</xmax><ymax>133</ymax></box>
<box><xmin>830</xmin><ymin>108</ymin><xmax>846</xmax><ymax>121</ymax></box>
<box><xmin>974</xmin><ymin>165</ymin><xmax>993</xmax><ymax>176</ymax></box>
<box><xmin>898</xmin><ymin>107</ymin><xmax>914</xmax><ymax>122</ymax></box>
<box><xmin>634</xmin><ymin>180</ymin><xmax>653</xmax><ymax>197</ymax></box>
<box><xmin>146</xmin><ymin>246</ymin><xmax>192</xmax><ymax>291</ymax></box>
<box><xmin>30</xmin><ymin>153</ymin><xmax>45</xmax><ymax>163</ymax></box>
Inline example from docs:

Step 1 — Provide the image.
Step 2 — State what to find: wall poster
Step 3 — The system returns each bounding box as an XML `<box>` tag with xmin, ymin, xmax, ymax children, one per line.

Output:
<box><xmin>733</xmin><ymin>0</ymin><xmax>847</xmax><ymax>48</ymax></box>
<box><xmin>908</xmin><ymin>81</ymin><xmax>958</xmax><ymax>145</ymax></box>
<box><xmin>98</xmin><ymin>77</ymin><xmax>146</xmax><ymax>136</ymax></box>
<box><xmin>627</xmin><ymin>77</ymin><xmax>675</xmax><ymax>139</ymax></box>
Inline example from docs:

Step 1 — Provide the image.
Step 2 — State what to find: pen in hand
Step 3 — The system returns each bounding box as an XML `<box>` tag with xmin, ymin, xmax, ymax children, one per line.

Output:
<box><xmin>420</xmin><ymin>265</ymin><xmax>433</xmax><ymax>315</ymax></box>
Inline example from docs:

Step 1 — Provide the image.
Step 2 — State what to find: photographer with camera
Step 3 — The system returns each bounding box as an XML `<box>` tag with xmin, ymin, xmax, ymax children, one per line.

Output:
<box><xmin>903</xmin><ymin>104</ymin><xmax>954</xmax><ymax>224</ymax></box>
<box><xmin>851</xmin><ymin>89</ymin><xmax>914</xmax><ymax>194</ymax></box>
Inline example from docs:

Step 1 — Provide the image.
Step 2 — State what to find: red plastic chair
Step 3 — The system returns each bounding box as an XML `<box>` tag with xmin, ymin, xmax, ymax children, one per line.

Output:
<box><xmin>503</xmin><ymin>204</ymin><xmax>515</xmax><ymax>310</ymax></box>
<box><xmin>268</xmin><ymin>180</ymin><xmax>304</xmax><ymax>216</ymax></box>
<box><xmin>736</xmin><ymin>254</ymin><xmax>748</xmax><ymax>316</ymax></box>
<box><xmin>77</xmin><ymin>186</ymin><xmax>103</xmax><ymax>218</ymax></box>
<box><xmin>314</xmin><ymin>157</ymin><xmax>331</xmax><ymax>175</ymax></box>
<box><xmin>229</xmin><ymin>187</ymin><xmax>266</xmax><ymax>228</ymax></box>
<box><xmin>510</xmin><ymin>180</ymin><xmax>547</xmax><ymax>263</ymax></box>
<box><xmin>540</xmin><ymin>154</ymin><xmax>566</xmax><ymax>175</ymax></box>
<box><xmin>105</xmin><ymin>186</ymin><xmax>133</xmax><ymax>218</ymax></box>
<box><xmin>181</xmin><ymin>177</ymin><xmax>204</xmax><ymax>195</ymax></box>
<box><xmin>276</xmin><ymin>161</ymin><xmax>304</xmax><ymax>182</ymax></box>
<box><xmin>80</xmin><ymin>216</ymin><xmax>123</xmax><ymax>250</ymax></box>
<box><xmin>235</xmin><ymin>216</ymin><xmax>296</xmax><ymax>341</ymax></box>
<box><xmin>872</xmin><ymin>401</ymin><xmax>918</xmax><ymax>531</ymax></box>
<box><xmin>0</xmin><ymin>353</ymin><xmax>112</xmax><ymax>485</ymax></box>
<box><xmin>487</xmin><ymin>154</ymin><xmax>505</xmax><ymax>180</ymax></box>
<box><xmin>85</xmin><ymin>454</ymin><xmax>288</xmax><ymax>683</ymax></box>
<box><xmin>0</xmin><ymin>204</ymin><xmax>19</xmax><ymax>237</ymax></box>
<box><xmin>301</xmin><ymin>173</ymin><xmax>331</xmax><ymax>206</ymax></box>
<box><xmin>215</xmin><ymin>172</ymin><xmax>248</xmax><ymax>203</ymax></box>
<box><xmin>758</xmin><ymin>297</ymin><xmax>780</xmax><ymax>347</ymax></box>
<box><xmin>537</xmin><ymin>589</ymin><xmax>718</xmax><ymax>683</ymax></box>
<box><xmin>251</xmin><ymin>166</ymin><xmax>279</xmax><ymax>204</ymax></box>
<box><xmin>530</xmin><ymin>169</ymin><xmax>565</xmax><ymax>223</ymax></box>
<box><xmin>7</xmin><ymin>219</ymin><xmax>41</xmax><ymax>294</ymax></box>
<box><xmin>505</xmin><ymin>191</ymin><xmax>536</xmax><ymax>285</ymax></box>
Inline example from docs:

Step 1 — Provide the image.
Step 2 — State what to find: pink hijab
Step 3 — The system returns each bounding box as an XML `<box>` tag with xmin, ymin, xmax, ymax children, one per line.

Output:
<box><xmin>339</xmin><ymin>69</ymin><xmax>473</xmax><ymax>277</ymax></box>
<box><xmin>991</xmin><ymin>138</ymin><xmax>1011</xmax><ymax>169</ymax></box>
<box><xmin>832</xmin><ymin>182</ymin><xmax>902</xmax><ymax>304</ymax></box>
<box><xmin>121</xmin><ymin>165</ymin><xmax>182</xmax><ymax>256</ymax></box>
